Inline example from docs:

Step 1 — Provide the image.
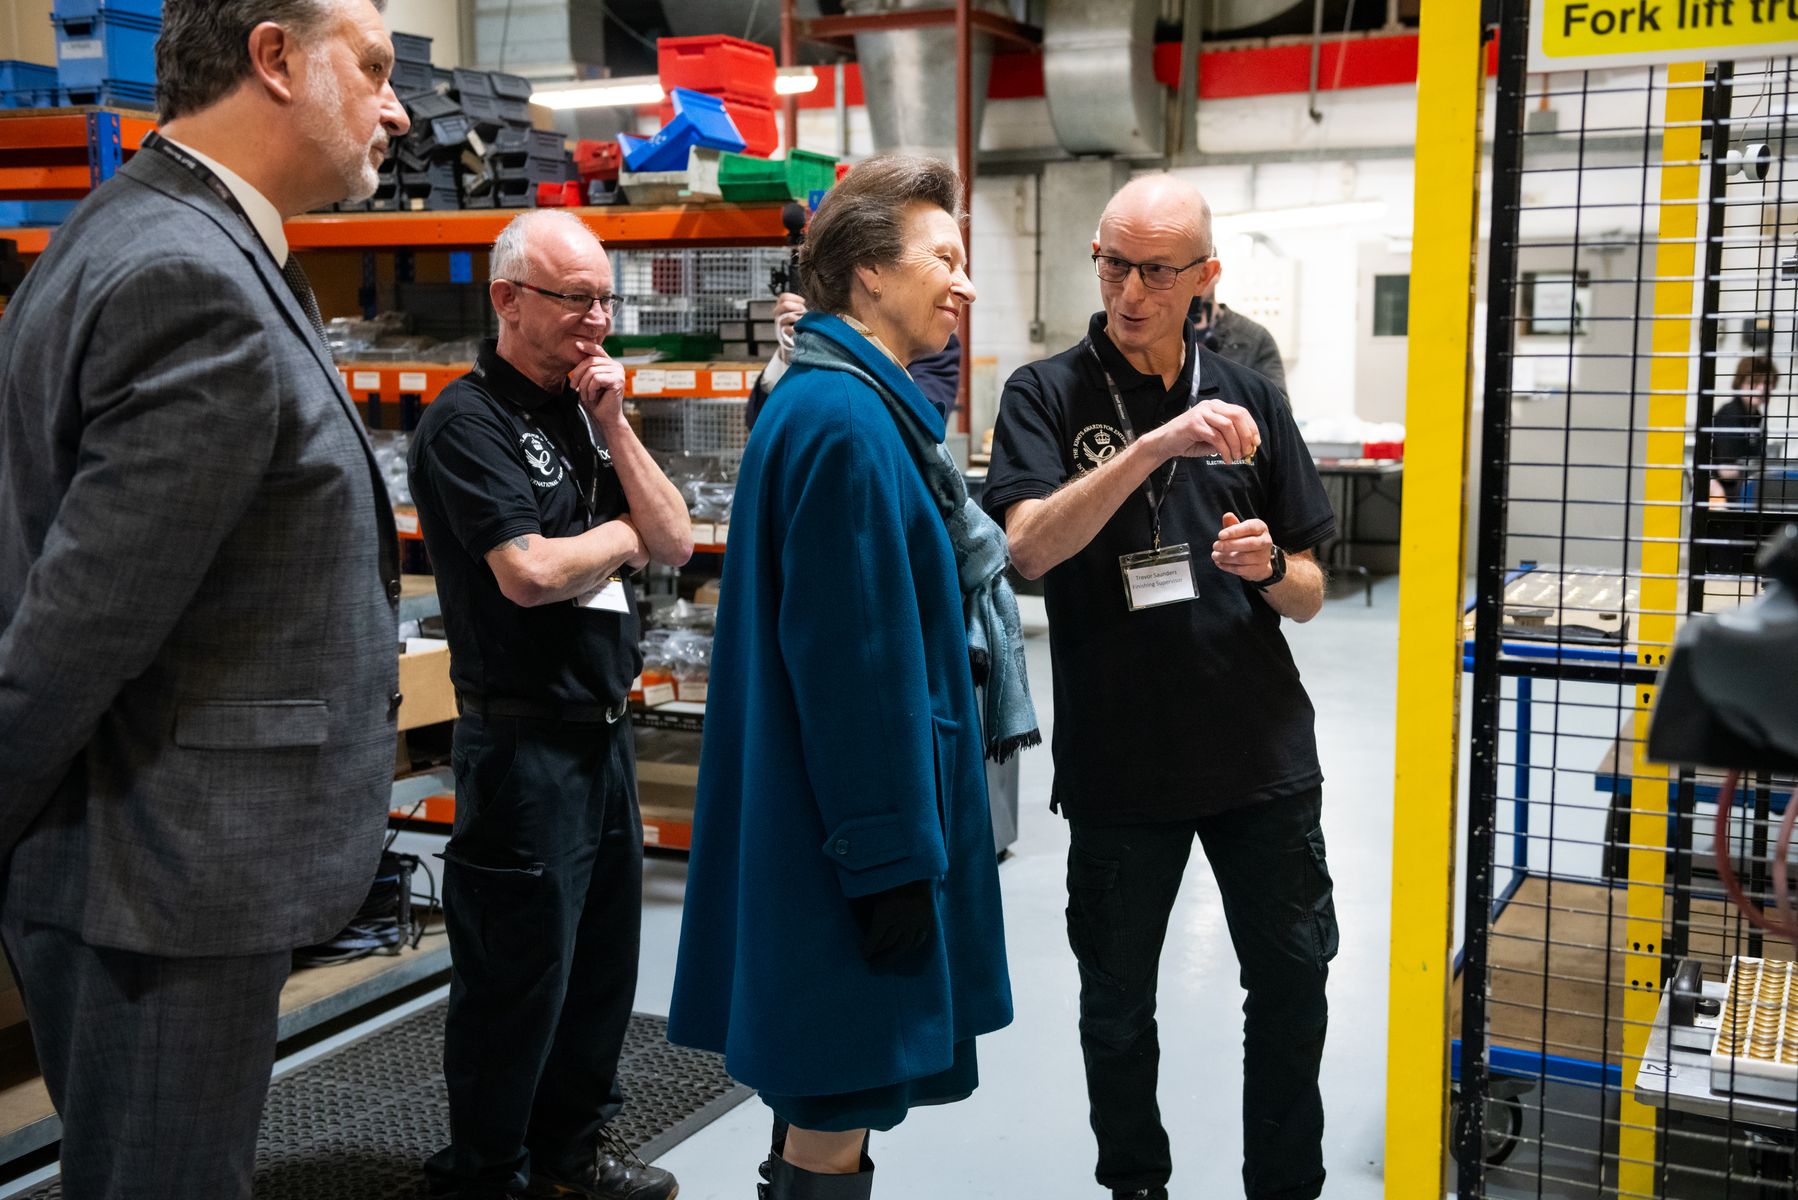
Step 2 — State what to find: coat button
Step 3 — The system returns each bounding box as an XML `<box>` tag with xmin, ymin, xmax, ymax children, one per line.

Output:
<box><xmin>389</xmin><ymin>691</ymin><xmax>404</xmax><ymax>717</ymax></box>
<box><xmin>834</xmin><ymin>839</ymin><xmax>850</xmax><ymax>856</ymax></box>
<box><xmin>386</xmin><ymin>579</ymin><xmax>402</xmax><ymax>602</ymax></box>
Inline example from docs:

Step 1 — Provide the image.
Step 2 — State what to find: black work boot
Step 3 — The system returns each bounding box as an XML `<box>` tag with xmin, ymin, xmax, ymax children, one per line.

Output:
<box><xmin>756</xmin><ymin>1153</ymin><xmax>875</xmax><ymax>1200</ymax></box>
<box><xmin>526</xmin><ymin>1126</ymin><xmax>678</xmax><ymax>1200</ymax></box>
<box><xmin>757</xmin><ymin>1120</ymin><xmax>870</xmax><ymax>1186</ymax></box>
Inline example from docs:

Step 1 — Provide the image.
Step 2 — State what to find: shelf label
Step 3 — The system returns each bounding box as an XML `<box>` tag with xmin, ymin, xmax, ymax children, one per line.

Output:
<box><xmin>399</xmin><ymin>371</ymin><xmax>428</xmax><ymax>392</ymax></box>
<box><xmin>689</xmin><ymin>522</ymin><xmax>714</xmax><ymax>544</ymax></box>
<box><xmin>60</xmin><ymin>40</ymin><xmax>103</xmax><ymax>60</ymax></box>
<box><xmin>664</xmin><ymin>370</ymin><xmax>697</xmax><ymax>391</ymax></box>
<box><xmin>713</xmin><ymin>523</ymin><xmax>729</xmax><ymax>545</ymax></box>
<box><xmin>747</xmin><ymin>370</ymin><xmax>762</xmax><ymax>389</ymax></box>
<box><xmin>633</xmin><ymin>369</ymin><xmax>667</xmax><ymax>395</ymax></box>
<box><xmin>677</xmin><ymin>681</ymin><xmax>709</xmax><ymax>704</ymax></box>
<box><xmin>711</xmin><ymin>370</ymin><xmax>746</xmax><ymax>393</ymax></box>
<box><xmin>352</xmin><ymin>371</ymin><xmax>382</xmax><ymax>391</ymax></box>
<box><xmin>641</xmin><ymin>681</ymin><xmax>676</xmax><ymax>707</ymax></box>
<box><xmin>394</xmin><ymin>510</ymin><xmax>420</xmax><ymax>534</ymax></box>
<box><xmin>643</xmin><ymin>822</ymin><xmax>662</xmax><ymax>845</ymax></box>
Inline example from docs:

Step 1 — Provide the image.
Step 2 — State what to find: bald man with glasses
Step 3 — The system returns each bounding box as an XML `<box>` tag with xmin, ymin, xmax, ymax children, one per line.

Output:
<box><xmin>407</xmin><ymin>209</ymin><xmax>690</xmax><ymax>1200</ymax></box>
<box><xmin>983</xmin><ymin>175</ymin><xmax>1339</xmax><ymax>1200</ymax></box>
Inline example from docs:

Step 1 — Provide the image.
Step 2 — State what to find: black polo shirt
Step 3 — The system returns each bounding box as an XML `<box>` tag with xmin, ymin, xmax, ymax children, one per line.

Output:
<box><xmin>983</xmin><ymin>313</ymin><xmax>1336</xmax><ymax>823</ymax></box>
<box><xmin>408</xmin><ymin>339</ymin><xmax>640</xmax><ymax>705</ymax></box>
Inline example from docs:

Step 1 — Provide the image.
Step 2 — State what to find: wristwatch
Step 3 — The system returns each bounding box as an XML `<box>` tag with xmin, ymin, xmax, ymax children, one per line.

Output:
<box><xmin>1253</xmin><ymin>545</ymin><xmax>1288</xmax><ymax>590</ymax></box>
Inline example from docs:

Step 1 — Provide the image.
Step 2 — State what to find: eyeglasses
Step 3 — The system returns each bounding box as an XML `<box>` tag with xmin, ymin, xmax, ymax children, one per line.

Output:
<box><xmin>1092</xmin><ymin>253</ymin><xmax>1210</xmax><ymax>291</ymax></box>
<box><xmin>508</xmin><ymin>280</ymin><xmax>623</xmax><ymax>315</ymax></box>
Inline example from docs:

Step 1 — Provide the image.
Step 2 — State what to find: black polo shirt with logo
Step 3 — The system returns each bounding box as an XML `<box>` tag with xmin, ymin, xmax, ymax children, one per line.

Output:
<box><xmin>983</xmin><ymin>313</ymin><xmax>1336</xmax><ymax>824</ymax></box>
<box><xmin>408</xmin><ymin>339</ymin><xmax>640</xmax><ymax>705</ymax></box>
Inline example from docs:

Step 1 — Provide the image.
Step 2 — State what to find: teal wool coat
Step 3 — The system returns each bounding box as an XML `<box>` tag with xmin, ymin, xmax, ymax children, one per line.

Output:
<box><xmin>667</xmin><ymin>313</ymin><xmax>1013</xmax><ymax>1098</ymax></box>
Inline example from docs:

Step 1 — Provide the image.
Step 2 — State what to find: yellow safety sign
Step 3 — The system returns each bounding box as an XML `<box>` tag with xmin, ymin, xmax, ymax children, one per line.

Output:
<box><xmin>1531</xmin><ymin>0</ymin><xmax>1798</xmax><ymax>70</ymax></box>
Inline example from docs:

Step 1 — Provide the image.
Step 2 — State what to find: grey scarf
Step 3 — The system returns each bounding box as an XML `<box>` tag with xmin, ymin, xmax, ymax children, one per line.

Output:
<box><xmin>790</xmin><ymin>328</ymin><xmax>1040</xmax><ymax>763</ymax></box>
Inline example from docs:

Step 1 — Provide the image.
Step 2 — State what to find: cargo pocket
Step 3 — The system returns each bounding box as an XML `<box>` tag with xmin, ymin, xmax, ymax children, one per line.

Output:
<box><xmin>1304</xmin><ymin>825</ymin><xmax>1340</xmax><ymax>966</ymax></box>
<box><xmin>436</xmin><ymin>849</ymin><xmax>546</xmax><ymax>961</ymax></box>
<box><xmin>1065</xmin><ymin>845</ymin><xmax>1126</xmax><ymax>990</ymax></box>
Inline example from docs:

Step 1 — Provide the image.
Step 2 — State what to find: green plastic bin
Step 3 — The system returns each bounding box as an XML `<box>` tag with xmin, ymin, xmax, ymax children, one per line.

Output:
<box><xmin>604</xmin><ymin>333</ymin><xmax>724</xmax><ymax>360</ymax></box>
<box><xmin>717</xmin><ymin>149</ymin><xmax>839</xmax><ymax>202</ymax></box>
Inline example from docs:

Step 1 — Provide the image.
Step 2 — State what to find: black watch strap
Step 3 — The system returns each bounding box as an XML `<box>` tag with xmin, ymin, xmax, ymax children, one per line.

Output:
<box><xmin>1253</xmin><ymin>544</ymin><xmax>1287</xmax><ymax>590</ymax></box>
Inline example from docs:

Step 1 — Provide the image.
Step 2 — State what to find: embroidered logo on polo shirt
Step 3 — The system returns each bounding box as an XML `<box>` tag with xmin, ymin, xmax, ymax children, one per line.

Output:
<box><xmin>1072</xmin><ymin>424</ymin><xmax>1126</xmax><ymax>475</ymax></box>
<box><xmin>520</xmin><ymin>432</ymin><xmax>564</xmax><ymax>489</ymax></box>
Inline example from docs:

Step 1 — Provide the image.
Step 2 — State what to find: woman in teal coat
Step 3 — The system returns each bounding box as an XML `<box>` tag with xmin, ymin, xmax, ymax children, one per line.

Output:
<box><xmin>667</xmin><ymin>155</ymin><xmax>1038</xmax><ymax>1199</ymax></box>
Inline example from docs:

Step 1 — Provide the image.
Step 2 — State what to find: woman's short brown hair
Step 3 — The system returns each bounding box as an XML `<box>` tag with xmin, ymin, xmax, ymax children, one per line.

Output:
<box><xmin>1733</xmin><ymin>354</ymin><xmax>1779</xmax><ymax>393</ymax></box>
<box><xmin>798</xmin><ymin>154</ymin><xmax>965</xmax><ymax>316</ymax></box>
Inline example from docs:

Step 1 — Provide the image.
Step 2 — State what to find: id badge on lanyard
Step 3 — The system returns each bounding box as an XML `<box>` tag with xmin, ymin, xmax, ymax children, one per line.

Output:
<box><xmin>1085</xmin><ymin>338</ymin><xmax>1202</xmax><ymax>611</ymax></box>
<box><xmin>522</xmin><ymin>409</ymin><xmax>620</xmax><ymax>613</ymax></box>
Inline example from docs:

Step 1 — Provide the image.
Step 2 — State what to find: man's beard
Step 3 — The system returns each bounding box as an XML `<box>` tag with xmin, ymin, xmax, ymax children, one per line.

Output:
<box><xmin>298</xmin><ymin>49</ymin><xmax>385</xmax><ymax>203</ymax></box>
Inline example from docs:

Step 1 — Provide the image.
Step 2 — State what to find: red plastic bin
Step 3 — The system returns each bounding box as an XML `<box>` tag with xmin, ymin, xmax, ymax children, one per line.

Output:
<box><xmin>574</xmin><ymin>139</ymin><xmax>621</xmax><ymax>181</ymax></box>
<box><xmin>658</xmin><ymin>97</ymin><xmax>778</xmax><ymax>158</ymax></box>
<box><xmin>1362</xmin><ymin>440</ymin><xmax>1405</xmax><ymax>460</ymax></box>
<box><xmin>657</xmin><ymin>35</ymin><xmax>776</xmax><ymax>105</ymax></box>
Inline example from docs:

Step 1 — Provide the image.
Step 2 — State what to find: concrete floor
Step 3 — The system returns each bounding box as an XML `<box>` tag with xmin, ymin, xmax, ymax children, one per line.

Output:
<box><xmin>636</xmin><ymin>578</ymin><xmax>1404</xmax><ymax>1200</ymax></box>
<box><xmin>0</xmin><ymin>578</ymin><xmax>1406</xmax><ymax>1200</ymax></box>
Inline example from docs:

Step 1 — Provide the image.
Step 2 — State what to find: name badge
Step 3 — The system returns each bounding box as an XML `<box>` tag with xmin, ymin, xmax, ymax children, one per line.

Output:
<box><xmin>574</xmin><ymin>577</ymin><xmax>631</xmax><ymax>613</ymax></box>
<box><xmin>1120</xmin><ymin>545</ymin><xmax>1198</xmax><ymax>611</ymax></box>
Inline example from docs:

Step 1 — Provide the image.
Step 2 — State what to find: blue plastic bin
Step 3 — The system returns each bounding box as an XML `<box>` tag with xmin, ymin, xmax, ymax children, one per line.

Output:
<box><xmin>0</xmin><ymin>89</ymin><xmax>59</xmax><ymax>109</ymax></box>
<box><xmin>0</xmin><ymin>200</ymin><xmax>79</xmax><ymax>227</ymax></box>
<box><xmin>52</xmin><ymin>0</ymin><xmax>162</xmax><ymax>19</ymax></box>
<box><xmin>54</xmin><ymin>10</ymin><xmax>160</xmax><ymax>89</ymax></box>
<box><xmin>623</xmin><ymin>88</ymin><xmax>744</xmax><ymax>173</ymax></box>
<box><xmin>0</xmin><ymin>61</ymin><xmax>57</xmax><ymax>93</ymax></box>
<box><xmin>57</xmin><ymin>78</ymin><xmax>156</xmax><ymax>109</ymax></box>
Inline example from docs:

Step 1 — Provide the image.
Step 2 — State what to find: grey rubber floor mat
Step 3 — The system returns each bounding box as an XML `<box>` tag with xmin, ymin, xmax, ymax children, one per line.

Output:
<box><xmin>20</xmin><ymin>1007</ymin><xmax>751</xmax><ymax>1198</ymax></box>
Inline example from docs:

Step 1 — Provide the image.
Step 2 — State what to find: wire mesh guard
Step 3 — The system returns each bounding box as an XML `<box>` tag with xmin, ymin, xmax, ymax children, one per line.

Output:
<box><xmin>612</xmin><ymin>246</ymin><xmax>789</xmax><ymax>336</ymax></box>
<box><xmin>1459</xmin><ymin>7</ymin><xmax>1798</xmax><ymax>1196</ymax></box>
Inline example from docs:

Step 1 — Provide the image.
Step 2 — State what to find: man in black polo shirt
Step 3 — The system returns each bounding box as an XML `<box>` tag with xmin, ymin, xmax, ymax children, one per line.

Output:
<box><xmin>409</xmin><ymin>210</ymin><xmax>692</xmax><ymax>1200</ymax></box>
<box><xmin>984</xmin><ymin>174</ymin><xmax>1339</xmax><ymax>1200</ymax></box>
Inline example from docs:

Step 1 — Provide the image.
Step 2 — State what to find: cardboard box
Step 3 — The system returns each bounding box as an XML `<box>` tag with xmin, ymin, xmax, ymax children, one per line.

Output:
<box><xmin>397</xmin><ymin>641</ymin><xmax>457</xmax><ymax>731</ymax></box>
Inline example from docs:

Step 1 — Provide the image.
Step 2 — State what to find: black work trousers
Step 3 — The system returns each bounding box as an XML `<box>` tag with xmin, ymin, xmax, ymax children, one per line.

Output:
<box><xmin>425</xmin><ymin>711</ymin><xmax>644</xmax><ymax>1196</ymax></box>
<box><xmin>1065</xmin><ymin>787</ymin><xmax>1337</xmax><ymax>1200</ymax></box>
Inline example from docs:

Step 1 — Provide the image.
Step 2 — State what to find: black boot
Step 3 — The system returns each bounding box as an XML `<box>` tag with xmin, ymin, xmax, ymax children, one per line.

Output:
<box><xmin>758</xmin><ymin>1119</ymin><xmax>869</xmax><ymax>1186</ymax></box>
<box><xmin>756</xmin><ymin>1153</ymin><xmax>874</xmax><ymax>1200</ymax></box>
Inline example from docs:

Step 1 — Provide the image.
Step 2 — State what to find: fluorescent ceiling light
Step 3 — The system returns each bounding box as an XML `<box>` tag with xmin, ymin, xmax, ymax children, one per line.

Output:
<box><xmin>1213</xmin><ymin>199</ymin><xmax>1389</xmax><ymax>234</ymax></box>
<box><xmin>531</xmin><ymin>75</ymin><xmax>664</xmax><ymax>111</ymax></box>
<box><xmin>775</xmin><ymin>67</ymin><xmax>819</xmax><ymax>95</ymax></box>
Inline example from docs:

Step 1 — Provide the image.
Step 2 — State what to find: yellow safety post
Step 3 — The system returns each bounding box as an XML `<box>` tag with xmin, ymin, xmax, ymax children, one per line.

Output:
<box><xmin>1383</xmin><ymin>0</ymin><xmax>1487</xmax><ymax>1192</ymax></box>
<box><xmin>1616</xmin><ymin>59</ymin><xmax>1705</xmax><ymax>1199</ymax></box>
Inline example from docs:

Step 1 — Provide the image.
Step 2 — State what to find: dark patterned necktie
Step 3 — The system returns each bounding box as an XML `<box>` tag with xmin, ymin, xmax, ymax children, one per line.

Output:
<box><xmin>280</xmin><ymin>254</ymin><xmax>332</xmax><ymax>353</ymax></box>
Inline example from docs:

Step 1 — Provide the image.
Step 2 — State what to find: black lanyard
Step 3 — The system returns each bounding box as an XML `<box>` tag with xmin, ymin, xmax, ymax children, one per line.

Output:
<box><xmin>144</xmin><ymin>132</ymin><xmax>266</xmax><ymax>251</ymax></box>
<box><xmin>1083</xmin><ymin>335</ymin><xmax>1201</xmax><ymax>552</ymax></box>
<box><xmin>522</xmin><ymin>406</ymin><xmax>600</xmax><ymax>530</ymax></box>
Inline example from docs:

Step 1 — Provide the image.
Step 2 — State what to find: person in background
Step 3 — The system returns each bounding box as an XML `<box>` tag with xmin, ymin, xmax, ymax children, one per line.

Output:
<box><xmin>0</xmin><ymin>2</ymin><xmax>408</xmax><ymax>1197</ymax></box>
<box><xmin>1707</xmin><ymin>355</ymin><xmax>1778</xmax><ymax>507</ymax></box>
<box><xmin>750</xmin><ymin>291</ymin><xmax>963</xmax><ymax>426</ymax></box>
<box><xmin>986</xmin><ymin>173</ymin><xmax>1338</xmax><ymax>1200</ymax></box>
<box><xmin>669</xmin><ymin>154</ymin><xmax>1034</xmax><ymax>1200</ymax></box>
<box><xmin>1190</xmin><ymin>271</ymin><xmax>1287</xmax><ymax>392</ymax></box>
<box><xmin>408</xmin><ymin>209</ymin><xmax>690</xmax><ymax>1200</ymax></box>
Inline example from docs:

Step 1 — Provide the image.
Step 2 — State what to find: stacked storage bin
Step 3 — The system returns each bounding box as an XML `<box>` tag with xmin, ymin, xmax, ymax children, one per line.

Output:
<box><xmin>52</xmin><ymin>0</ymin><xmax>161</xmax><ymax>110</ymax></box>
<box><xmin>0</xmin><ymin>61</ymin><xmax>59</xmax><ymax>109</ymax></box>
<box><xmin>655</xmin><ymin>36</ymin><xmax>779</xmax><ymax>159</ymax></box>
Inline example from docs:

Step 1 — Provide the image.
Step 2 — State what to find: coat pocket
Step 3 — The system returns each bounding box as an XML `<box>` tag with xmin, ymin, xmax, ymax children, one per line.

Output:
<box><xmin>174</xmin><ymin>700</ymin><xmax>329</xmax><ymax>749</ymax></box>
<box><xmin>931</xmin><ymin>714</ymin><xmax>960</xmax><ymax>842</ymax></box>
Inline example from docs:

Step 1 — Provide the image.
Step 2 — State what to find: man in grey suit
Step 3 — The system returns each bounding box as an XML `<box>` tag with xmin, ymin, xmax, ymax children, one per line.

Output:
<box><xmin>0</xmin><ymin>2</ymin><xmax>408</xmax><ymax>1196</ymax></box>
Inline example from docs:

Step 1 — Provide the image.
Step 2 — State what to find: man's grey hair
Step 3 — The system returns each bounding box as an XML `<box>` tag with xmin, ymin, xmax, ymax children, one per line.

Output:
<box><xmin>156</xmin><ymin>0</ymin><xmax>386</xmax><ymax>122</ymax></box>
<box><xmin>490</xmin><ymin>210</ymin><xmax>604</xmax><ymax>285</ymax></box>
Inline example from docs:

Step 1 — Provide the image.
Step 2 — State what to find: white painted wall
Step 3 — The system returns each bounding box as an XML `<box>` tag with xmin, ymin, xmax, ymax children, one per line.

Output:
<box><xmin>383</xmin><ymin>0</ymin><xmax>463</xmax><ymax>68</ymax></box>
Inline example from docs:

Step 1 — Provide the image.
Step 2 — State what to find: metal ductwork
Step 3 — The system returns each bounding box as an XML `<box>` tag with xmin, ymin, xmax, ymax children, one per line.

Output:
<box><xmin>466</xmin><ymin>0</ymin><xmax>607</xmax><ymax>78</ymax></box>
<box><xmin>845</xmin><ymin>0</ymin><xmax>1011</xmax><ymax>162</ymax></box>
<box><xmin>1041</xmin><ymin>0</ymin><xmax>1163</xmax><ymax>157</ymax></box>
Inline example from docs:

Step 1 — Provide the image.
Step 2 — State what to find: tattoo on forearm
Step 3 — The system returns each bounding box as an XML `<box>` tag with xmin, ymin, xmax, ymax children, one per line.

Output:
<box><xmin>508</xmin><ymin>535</ymin><xmax>531</xmax><ymax>551</ymax></box>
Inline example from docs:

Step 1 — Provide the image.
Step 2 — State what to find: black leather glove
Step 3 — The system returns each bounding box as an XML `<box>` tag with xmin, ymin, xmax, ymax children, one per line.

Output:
<box><xmin>848</xmin><ymin>878</ymin><xmax>936</xmax><ymax>966</ymax></box>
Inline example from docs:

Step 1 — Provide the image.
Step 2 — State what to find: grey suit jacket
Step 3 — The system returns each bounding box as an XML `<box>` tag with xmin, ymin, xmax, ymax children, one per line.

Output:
<box><xmin>0</xmin><ymin>147</ymin><xmax>402</xmax><ymax>958</ymax></box>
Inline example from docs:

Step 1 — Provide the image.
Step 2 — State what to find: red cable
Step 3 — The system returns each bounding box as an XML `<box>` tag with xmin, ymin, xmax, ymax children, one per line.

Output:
<box><xmin>1712</xmin><ymin>770</ymin><xmax>1798</xmax><ymax>946</ymax></box>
